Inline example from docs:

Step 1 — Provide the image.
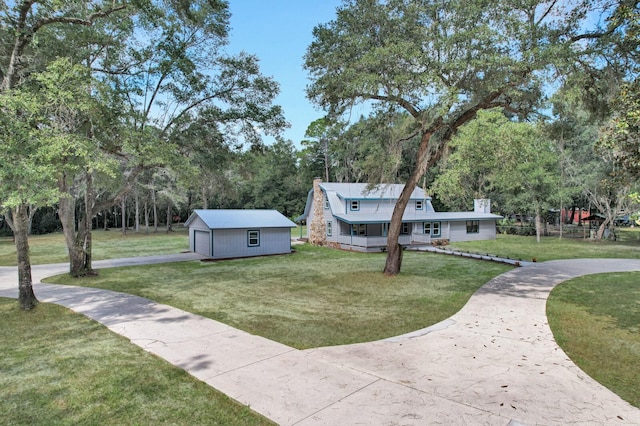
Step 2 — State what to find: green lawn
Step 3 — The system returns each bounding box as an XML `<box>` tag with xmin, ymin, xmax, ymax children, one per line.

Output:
<box><xmin>0</xmin><ymin>228</ymin><xmax>189</xmax><ymax>266</ymax></box>
<box><xmin>0</xmin><ymin>299</ymin><xmax>273</xmax><ymax>425</ymax></box>
<box><xmin>547</xmin><ymin>272</ymin><xmax>640</xmax><ymax>408</ymax></box>
<box><xmin>449</xmin><ymin>231</ymin><xmax>640</xmax><ymax>262</ymax></box>
<box><xmin>7</xmin><ymin>231</ymin><xmax>640</xmax><ymax>415</ymax></box>
<box><xmin>45</xmin><ymin>244</ymin><xmax>511</xmax><ymax>349</ymax></box>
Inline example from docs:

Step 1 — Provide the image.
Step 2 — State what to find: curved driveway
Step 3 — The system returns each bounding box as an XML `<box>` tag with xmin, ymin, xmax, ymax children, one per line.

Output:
<box><xmin>1</xmin><ymin>255</ymin><xmax>639</xmax><ymax>425</ymax></box>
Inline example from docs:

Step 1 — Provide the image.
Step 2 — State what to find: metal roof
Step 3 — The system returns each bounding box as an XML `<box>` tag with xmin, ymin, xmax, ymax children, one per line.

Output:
<box><xmin>333</xmin><ymin>211</ymin><xmax>502</xmax><ymax>224</ymax></box>
<box><xmin>319</xmin><ymin>182</ymin><xmax>427</xmax><ymax>200</ymax></box>
<box><xmin>185</xmin><ymin>209</ymin><xmax>296</xmax><ymax>229</ymax></box>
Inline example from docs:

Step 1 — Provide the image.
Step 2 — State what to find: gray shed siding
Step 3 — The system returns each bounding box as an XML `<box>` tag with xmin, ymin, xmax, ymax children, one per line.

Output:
<box><xmin>189</xmin><ymin>216</ymin><xmax>211</xmax><ymax>256</ymax></box>
<box><xmin>211</xmin><ymin>227</ymin><xmax>292</xmax><ymax>259</ymax></box>
<box><xmin>448</xmin><ymin>220</ymin><xmax>497</xmax><ymax>242</ymax></box>
<box><xmin>188</xmin><ymin>213</ymin><xmax>293</xmax><ymax>259</ymax></box>
<box><xmin>194</xmin><ymin>230</ymin><xmax>211</xmax><ymax>256</ymax></box>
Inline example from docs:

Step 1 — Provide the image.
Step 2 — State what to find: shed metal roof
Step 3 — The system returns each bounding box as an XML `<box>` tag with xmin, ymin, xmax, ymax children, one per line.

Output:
<box><xmin>185</xmin><ymin>209</ymin><xmax>296</xmax><ymax>229</ymax></box>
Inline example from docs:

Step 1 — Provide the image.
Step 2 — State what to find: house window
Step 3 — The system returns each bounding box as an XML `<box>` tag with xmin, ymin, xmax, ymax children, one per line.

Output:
<box><xmin>327</xmin><ymin>221</ymin><xmax>332</xmax><ymax>236</ymax></box>
<box><xmin>424</xmin><ymin>222</ymin><xmax>431</xmax><ymax>234</ymax></box>
<box><xmin>324</xmin><ymin>196</ymin><xmax>329</xmax><ymax>209</ymax></box>
<box><xmin>352</xmin><ymin>224</ymin><xmax>366</xmax><ymax>235</ymax></box>
<box><xmin>466</xmin><ymin>220</ymin><xmax>479</xmax><ymax>234</ymax></box>
<box><xmin>401</xmin><ymin>223</ymin><xmax>410</xmax><ymax>234</ymax></box>
<box><xmin>432</xmin><ymin>222</ymin><xmax>441</xmax><ymax>236</ymax></box>
<box><xmin>248</xmin><ymin>230</ymin><xmax>260</xmax><ymax>246</ymax></box>
<box><xmin>350</xmin><ymin>200</ymin><xmax>360</xmax><ymax>211</ymax></box>
<box><xmin>416</xmin><ymin>200</ymin><xmax>423</xmax><ymax>210</ymax></box>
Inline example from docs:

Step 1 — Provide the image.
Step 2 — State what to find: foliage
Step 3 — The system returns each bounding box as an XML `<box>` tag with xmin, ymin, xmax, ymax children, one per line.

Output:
<box><xmin>431</xmin><ymin>109</ymin><xmax>560</xmax><ymax>240</ymax></box>
<box><xmin>0</xmin><ymin>89</ymin><xmax>59</xmax><ymax>209</ymax></box>
<box><xmin>597</xmin><ymin>80</ymin><xmax>640</xmax><ymax>177</ymax></box>
<box><xmin>304</xmin><ymin>0</ymin><xmax>626</xmax><ymax>273</ymax></box>
<box><xmin>235</xmin><ymin>139</ymin><xmax>307</xmax><ymax>217</ymax></box>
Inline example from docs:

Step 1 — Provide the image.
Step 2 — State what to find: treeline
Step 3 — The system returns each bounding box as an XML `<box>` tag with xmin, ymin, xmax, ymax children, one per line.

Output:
<box><xmin>2</xmin><ymin>1</ymin><xmax>638</xmax><ymax>308</ymax></box>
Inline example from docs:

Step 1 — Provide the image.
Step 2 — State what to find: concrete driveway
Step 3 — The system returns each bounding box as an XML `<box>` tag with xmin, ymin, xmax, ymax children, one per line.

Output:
<box><xmin>1</xmin><ymin>254</ymin><xmax>639</xmax><ymax>425</ymax></box>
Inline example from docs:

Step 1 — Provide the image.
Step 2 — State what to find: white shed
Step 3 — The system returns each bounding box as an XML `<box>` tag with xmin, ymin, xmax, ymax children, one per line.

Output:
<box><xmin>184</xmin><ymin>209</ymin><xmax>296</xmax><ymax>259</ymax></box>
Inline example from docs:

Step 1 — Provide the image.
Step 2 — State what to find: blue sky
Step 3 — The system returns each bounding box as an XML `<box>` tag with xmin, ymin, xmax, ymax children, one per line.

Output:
<box><xmin>225</xmin><ymin>1</ymin><xmax>344</xmax><ymax>145</ymax></box>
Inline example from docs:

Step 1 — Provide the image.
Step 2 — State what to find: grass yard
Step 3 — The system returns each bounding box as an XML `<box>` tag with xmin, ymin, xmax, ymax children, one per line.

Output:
<box><xmin>547</xmin><ymin>272</ymin><xmax>640</xmax><ymax>408</ymax></box>
<box><xmin>0</xmin><ymin>228</ymin><xmax>189</xmax><ymax>266</ymax></box>
<box><xmin>45</xmin><ymin>244</ymin><xmax>511</xmax><ymax>349</ymax></box>
<box><xmin>449</xmin><ymin>231</ymin><xmax>640</xmax><ymax>262</ymax></box>
<box><xmin>0</xmin><ymin>299</ymin><xmax>272</xmax><ymax>425</ymax></box>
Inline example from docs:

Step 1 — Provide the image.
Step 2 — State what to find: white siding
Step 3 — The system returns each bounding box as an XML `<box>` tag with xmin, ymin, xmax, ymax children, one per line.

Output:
<box><xmin>211</xmin><ymin>228</ymin><xmax>292</xmax><ymax>259</ymax></box>
<box><xmin>448</xmin><ymin>220</ymin><xmax>497</xmax><ymax>242</ymax></box>
<box><xmin>323</xmin><ymin>202</ymin><xmax>337</xmax><ymax>243</ymax></box>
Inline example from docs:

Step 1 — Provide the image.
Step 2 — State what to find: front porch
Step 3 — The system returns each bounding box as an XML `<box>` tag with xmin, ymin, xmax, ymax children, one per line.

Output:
<box><xmin>335</xmin><ymin>231</ymin><xmax>438</xmax><ymax>251</ymax></box>
<box><xmin>331</xmin><ymin>220</ymin><xmax>447</xmax><ymax>252</ymax></box>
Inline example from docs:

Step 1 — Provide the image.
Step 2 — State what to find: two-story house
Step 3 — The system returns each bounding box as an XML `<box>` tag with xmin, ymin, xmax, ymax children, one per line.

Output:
<box><xmin>297</xmin><ymin>179</ymin><xmax>502</xmax><ymax>252</ymax></box>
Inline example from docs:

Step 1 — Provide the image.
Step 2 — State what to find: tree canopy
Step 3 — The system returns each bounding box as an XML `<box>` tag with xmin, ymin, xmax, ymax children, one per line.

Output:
<box><xmin>305</xmin><ymin>0</ymin><xmax>631</xmax><ymax>274</ymax></box>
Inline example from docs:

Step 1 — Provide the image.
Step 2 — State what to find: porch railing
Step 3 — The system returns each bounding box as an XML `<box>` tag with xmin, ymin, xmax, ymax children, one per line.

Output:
<box><xmin>336</xmin><ymin>234</ymin><xmax>419</xmax><ymax>248</ymax></box>
<box><xmin>411</xmin><ymin>232</ymin><xmax>431</xmax><ymax>244</ymax></box>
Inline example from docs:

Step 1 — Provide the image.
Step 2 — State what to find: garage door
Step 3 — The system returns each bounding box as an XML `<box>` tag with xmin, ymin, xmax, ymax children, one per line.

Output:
<box><xmin>194</xmin><ymin>230</ymin><xmax>210</xmax><ymax>256</ymax></box>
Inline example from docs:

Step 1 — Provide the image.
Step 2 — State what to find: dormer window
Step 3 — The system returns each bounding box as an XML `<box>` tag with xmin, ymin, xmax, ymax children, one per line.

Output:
<box><xmin>416</xmin><ymin>200</ymin><xmax>423</xmax><ymax>210</ymax></box>
<box><xmin>324</xmin><ymin>197</ymin><xmax>329</xmax><ymax>209</ymax></box>
<box><xmin>350</xmin><ymin>200</ymin><xmax>360</xmax><ymax>211</ymax></box>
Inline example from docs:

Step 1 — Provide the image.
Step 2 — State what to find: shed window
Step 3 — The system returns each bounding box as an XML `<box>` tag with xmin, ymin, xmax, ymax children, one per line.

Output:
<box><xmin>416</xmin><ymin>200</ymin><xmax>423</xmax><ymax>210</ymax></box>
<box><xmin>327</xmin><ymin>221</ymin><xmax>333</xmax><ymax>236</ymax></box>
<box><xmin>248</xmin><ymin>230</ymin><xmax>260</xmax><ymax>246</ymax></box>
<box><xmin>466</xmin><ymin>220</ymin><xmax>479</xmax><ymax>234</ymax></box>
<box><xmin>350</xmin><ymin>200</ymin><xmax>360</xmax><ymax>211</ymax></box>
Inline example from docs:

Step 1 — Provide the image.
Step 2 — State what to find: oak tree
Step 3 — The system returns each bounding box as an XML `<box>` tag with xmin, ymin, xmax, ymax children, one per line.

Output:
<box><xmin>305</xmin><ymin>0</ymin><xmax>630</xmax><ymax>274</ymax></box>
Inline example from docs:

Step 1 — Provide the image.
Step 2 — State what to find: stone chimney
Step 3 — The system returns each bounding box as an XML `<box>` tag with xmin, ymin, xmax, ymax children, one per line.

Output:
<box><xmin>309</xmin><ymin>178</ymin><xmax>327</xmax><ymax>246</ymax></box>
<box><xmin>474</xmin><ymin>199</ymin><xmax>491</xmax><ymax>213</ymax></box>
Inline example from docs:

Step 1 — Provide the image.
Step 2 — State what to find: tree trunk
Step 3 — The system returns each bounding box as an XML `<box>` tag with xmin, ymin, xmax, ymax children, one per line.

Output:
<box><xmin>166</xmin><ymin>202</ymin><xmax>173</xmax><ymax>233</ymax></box>
<box><xmin>144</xmin><ymin>201</ymin><xmax>149</xmax><ymax>234</ymax></box>
<box><xmin>202</xmin><ymin>187</ymin><xmax>208</xmax><ymax>210</ymax></box>
<box><xmin>384</xmin><ymin>130</ymin><xmax>436</xmax><ymax>275</ymax></box>
<box><xmin>152</xmin><ymin>189</ymin><xmax>158</xmax><ymax>233</ymax></box>
<box><xmin>135</xmin><ymin>191</ymin><xmax>140</xmax><ymax>233</ymax></box>
<box><xmin>535</xmin><ymin>205</ymin><xmax>542</xmax><ymax>243</ymax></box>
<box><xmin>559</xmin><ymin>199</ymin><xmax>563</xmax><ymax>240</ymax></box>
<box><xmin>27</xmin><ymin>205</ymin><xmax>37</xmax><ymax>235</ymax></box>
<box><xmin>568</xmin><ymin>206</ymin><xmax>576</xmax><ymax>225</ymax></box>
<box><xmin>121</xmin><ymin>196</ymin><xmax>127</xmax><ymax>234</ymax></box>
<box><xmin>596</xmin><ymin>220</ymin><xmax>609</xmax><ymax>240</ymax></box>
<box><xmin>58</xmin><ymin>174</ymin><xmax>96</xmax><ymax>277</ymax></box>
<box><xmin>323</xmin><ymin>138</ymin><xmax>330</xmax><ymax>182</ymax></box>
<box><xmin>13</xmin><ymin>204</ymin><xmax>38</xmax><ymax>310</ymax></box>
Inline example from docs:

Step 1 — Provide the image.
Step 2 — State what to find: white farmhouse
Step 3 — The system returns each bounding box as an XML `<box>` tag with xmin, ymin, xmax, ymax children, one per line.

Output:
<box><xmin>296</xmin><ymin>179</ymin><xmax>501</xmax><ymax>252</ymax></box>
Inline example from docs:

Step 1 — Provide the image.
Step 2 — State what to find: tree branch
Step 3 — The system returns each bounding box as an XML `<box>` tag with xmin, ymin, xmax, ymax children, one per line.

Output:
<box><xmin>356</xmin><ymin>93</ymin><xmax>421</xmax><ymax>118</ymax></box>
